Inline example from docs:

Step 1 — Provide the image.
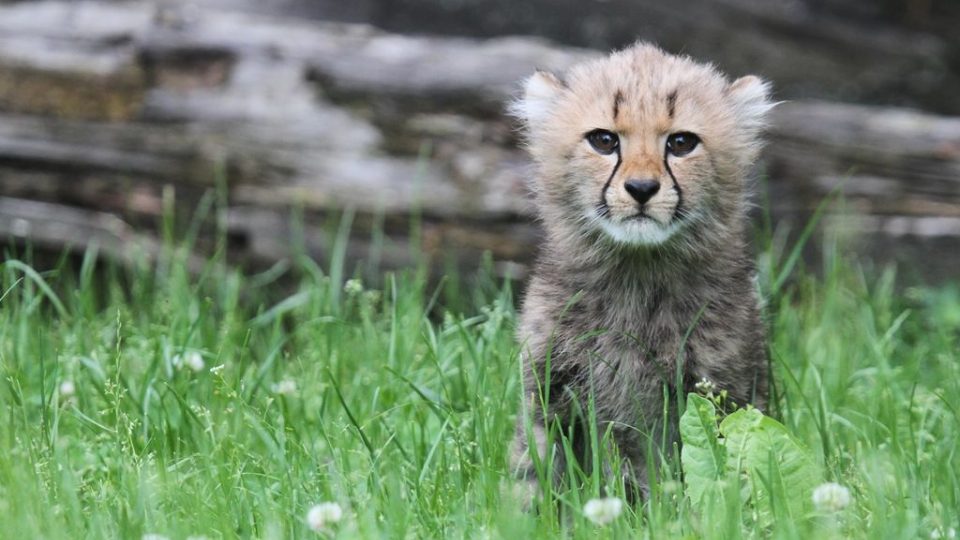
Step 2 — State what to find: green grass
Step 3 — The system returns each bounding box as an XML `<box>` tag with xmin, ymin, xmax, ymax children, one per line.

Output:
<box><xmin>0</xmin><ymin>222</ymin><xmax>957</xmax><ymax>539</ymax></box>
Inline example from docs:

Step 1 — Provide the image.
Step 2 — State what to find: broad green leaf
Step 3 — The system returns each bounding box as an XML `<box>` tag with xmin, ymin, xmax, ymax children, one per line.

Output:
<box><xmin>680</xmin><ymin>393</ymin><xmax>728</xmax><ymax>508</ymax></box>
<box><xmin>721</xmin><ymin>408</ymin><xmax>822</xmax><ymax>527</ymax></box>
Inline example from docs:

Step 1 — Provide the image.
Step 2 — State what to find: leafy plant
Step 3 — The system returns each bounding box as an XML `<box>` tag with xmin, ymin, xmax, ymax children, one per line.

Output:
<box><xmin>680</xmin><ymin>393</ymin><xmax>822</xmax><ymax>532</ymax></box>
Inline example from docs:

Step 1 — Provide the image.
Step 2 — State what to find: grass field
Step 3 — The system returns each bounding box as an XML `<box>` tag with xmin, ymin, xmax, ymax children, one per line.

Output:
<box><xmin>0</xmin><ymin>217</ymin><xmax>957</xmax><ymax>539</ymax></box>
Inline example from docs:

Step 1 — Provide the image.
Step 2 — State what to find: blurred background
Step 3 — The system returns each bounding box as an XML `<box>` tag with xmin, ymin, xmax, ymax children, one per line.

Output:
<box><xmin>1</xmin><ymin>0</ymin><xmax>958</xmax><ymax>283</ymax></box>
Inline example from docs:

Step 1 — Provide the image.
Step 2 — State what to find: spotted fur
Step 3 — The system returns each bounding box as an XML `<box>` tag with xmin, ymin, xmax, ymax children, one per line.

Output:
<box><xmin>509</xmin><ymin>42</ymin><xmax>773</xmax><ymax>499</ymax></box>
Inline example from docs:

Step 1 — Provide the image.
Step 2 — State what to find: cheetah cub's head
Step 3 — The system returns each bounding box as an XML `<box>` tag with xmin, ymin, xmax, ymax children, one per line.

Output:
<box><xmin>513</xmin><ymin>42</ymin><xmax>774</xmax><ymax>248</ymax></box>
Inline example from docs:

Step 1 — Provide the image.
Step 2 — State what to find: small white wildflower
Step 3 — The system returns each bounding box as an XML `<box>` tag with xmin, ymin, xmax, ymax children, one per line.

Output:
<box><xmin>812</xmin><ymin>482</ymin><xmax>852</xmax><ymax>513</ymax></box>
<box><xmin>306</xmin><ymin>502</ymin><xmax>343</xmax><ymax>532</ymax></box>
<box><xmin>343</xmin><ymin>278</ymin><xmax>363</xmax><ymax>295</ymax></box>
<box><xmin>184</xmin><ymin>351</ymin><xmax>205</xmax><ymax>372</ymax></box>
<box><xmin>59</xmin><ymin>380</ymin><xmax>76</xmax><ymax>398</ymax></box>
<box><xmin>173</xmin><ymin>351</ymin><xmax>205</xmax><ymax>372</ymax></box>
<box><xmin>209</xmin><ymin>364</ymin><xmax>225</xmax><ymax>374</ymax></box>
<box><xmin>272</xmin><ymin>379</ymin><xmax>297</xmax><ymax>396</ymax></box>
<box><xmin>694</xmin><ymin>377</ymin><xmax>716</xmax><ymax>395</ymax></box>
<box><xmin>582</xmin><ymin>497</ymin><xmax>623</xmax><ymax>526</ymax></box>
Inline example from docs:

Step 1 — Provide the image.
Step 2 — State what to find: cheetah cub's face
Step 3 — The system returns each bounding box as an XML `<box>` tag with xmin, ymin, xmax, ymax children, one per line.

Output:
<box><xmin>514</xmin><ymin>43</ymin><xmax>773</xmax><ymax>247</ymax></box>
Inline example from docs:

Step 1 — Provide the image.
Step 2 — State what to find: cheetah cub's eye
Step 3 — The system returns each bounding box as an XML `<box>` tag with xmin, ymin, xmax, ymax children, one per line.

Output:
<box><xmin>666</xmin><ymin>132</ymin><xmax>700</xmax><ymax>157</ymax></box>
<box><xmin>585</xmin><ymin>129</ymin><xmax>619</xmax><ymax>155</ymax></box>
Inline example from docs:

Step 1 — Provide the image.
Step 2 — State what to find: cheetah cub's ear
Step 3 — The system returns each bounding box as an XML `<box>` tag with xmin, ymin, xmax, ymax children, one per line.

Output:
<box><xmin>726</xmin><ymin>75</ymin><xmax>777</xmax><ymax>132</ymax></box>
<box><xmin>511</xmin><ymin>70</ymin><xmax>565</xmax><ymax>126</ymax></box>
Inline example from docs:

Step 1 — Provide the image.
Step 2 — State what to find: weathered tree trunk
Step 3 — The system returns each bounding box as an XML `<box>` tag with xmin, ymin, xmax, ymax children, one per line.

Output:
<box><xmin>0</xmin><ymin>1</ymin><xmax>958</xmax><ymax>281</ymax></box>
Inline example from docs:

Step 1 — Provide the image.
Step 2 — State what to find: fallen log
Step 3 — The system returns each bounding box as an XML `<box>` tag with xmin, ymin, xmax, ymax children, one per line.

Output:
<box><xmin>0</xmin><ymin>1</ymin><xmax>957</xmax><ymax>282</ymax></box>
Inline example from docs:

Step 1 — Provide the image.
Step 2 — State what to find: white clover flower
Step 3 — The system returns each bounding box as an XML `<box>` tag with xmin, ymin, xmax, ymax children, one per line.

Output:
<box><xmin>812</xmin><ymin>482</ymin><xmax>852</xmax><ymax>513</ymax></box>
<box><xmin>184</xmin><ymin>351</ymin><xmax>205</xmax><ymax>372</ymax></box>
<box><xmin>272</xmin><ymin>379</ymin><xmax>297</xmax><ymax>396</ymax></box>
<box><xmin>583</xmin><ymin>497</ymin><xmax>623</xmax><ymax>526</ymax></box>
<box><xmin>59</xmin><ymin>380</ymin><xmax>76</xmax><ymax>398</ymax></box>
<box><xmin>173</xmin><ymin>351</ymin><xmax>205</xmax><ymax>372</ymax></box>
<box><xmin>306</xmin><ymin>502</ymin><xmax>343</xmax><ymax>532</ymax></box>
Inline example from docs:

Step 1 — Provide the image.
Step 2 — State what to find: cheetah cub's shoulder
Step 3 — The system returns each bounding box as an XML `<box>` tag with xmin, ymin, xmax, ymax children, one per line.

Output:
<box><xmin>510</xmin><ymin>42</ymin><xmax>773</xmax><ymax>499</ymax></box>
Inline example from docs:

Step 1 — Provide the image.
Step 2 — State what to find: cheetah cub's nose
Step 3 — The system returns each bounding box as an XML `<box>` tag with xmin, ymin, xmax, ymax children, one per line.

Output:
<box><xmin>624</xmin><ymin>179</ymin><xmax>661</xmax><ymax>205</ymax></box>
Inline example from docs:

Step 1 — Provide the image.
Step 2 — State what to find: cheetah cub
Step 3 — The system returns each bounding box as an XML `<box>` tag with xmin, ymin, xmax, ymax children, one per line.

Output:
<box><xmin>509</xmin><ymin>42</ymin><xmax>773</xmax><ymax>499</ymax></box>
